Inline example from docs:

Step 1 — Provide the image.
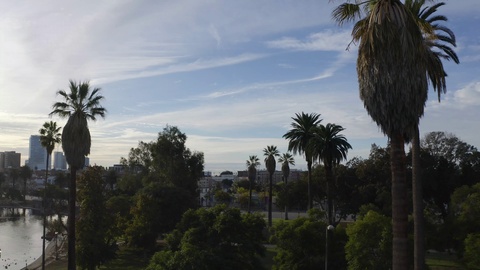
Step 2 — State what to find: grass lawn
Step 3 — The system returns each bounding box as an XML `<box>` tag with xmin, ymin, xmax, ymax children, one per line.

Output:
<box><xmin>426</xmin><ymin>252</ymin><xmax>466</xmax><ymax>270</ymax></box>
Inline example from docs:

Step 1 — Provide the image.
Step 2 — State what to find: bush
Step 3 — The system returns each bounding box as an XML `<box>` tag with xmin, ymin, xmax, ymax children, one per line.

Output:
<box><xmin>464</xmin><ymin>233</ymin><xmax>480</xmax><ymax>269</ymax></box>
<box><xmin>345</xmin><ymin>210</ymin><xmax>392</xmax><ymax>270</ymax></box>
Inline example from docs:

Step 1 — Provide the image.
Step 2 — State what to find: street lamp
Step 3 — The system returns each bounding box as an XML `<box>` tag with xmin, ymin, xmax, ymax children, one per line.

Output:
<box><xmin>325</xmin><ymin>224</ymin><xmax>335</xmax><ymax>270</ymax></box>
<box><xmin>55</xmin><ymin>231</ymin><xmax>59</xmax><ymax>260</ymax></box>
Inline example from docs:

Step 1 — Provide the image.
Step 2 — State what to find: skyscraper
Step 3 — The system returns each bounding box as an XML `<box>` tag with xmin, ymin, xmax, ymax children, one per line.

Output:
<box><xmin>29</xmin><ymin>135</ymin><xmax>50</xmax><ymax>171</ymax></box>
<box><xmin>53</xmin><ymin>151</ymin><xmax>67</xmax><ymax>170</ymax></box>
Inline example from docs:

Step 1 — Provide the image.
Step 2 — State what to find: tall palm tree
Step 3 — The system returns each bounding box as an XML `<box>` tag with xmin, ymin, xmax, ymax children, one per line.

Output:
<box><xmin>310</xmin><ymin>123</ymin><xmax>352</xmax><ymax>225</ymax></box>
<box><xmin>39</xmin><ymin>120</ymin><xmax>61</xmax><ymax>270</ymax></box>
<box><xmin>278</xmin><ymin>153</ymin><xmax>294</xmax><ymax>220</ymax></box>
<box><xmin>405</xmin><ymin>1</ymin><xmax>459</xmax><ymax>269</ymax></box>
<box><xmin>246</xmin><ymin>155</ymin><xmax>260</xmax><ymax>213</ymax></box>
<box><xmin>333</xmin><ymin>1</ymin><xmax>428</xmax><ymax>268</ymax></box>
<box><xmin>263</xmin><ymin>145</ymin><xmax>279</xmax><ymax>227</ymax></box>
<box><xmin>283</xmin><ymin>112</ymin><xmax>322</xmax><ymax>210</ymax></box>
<box><xmin>50</xmin><ymin>80</ymin><xmax>106</xmax><ymax>270</ymax></box>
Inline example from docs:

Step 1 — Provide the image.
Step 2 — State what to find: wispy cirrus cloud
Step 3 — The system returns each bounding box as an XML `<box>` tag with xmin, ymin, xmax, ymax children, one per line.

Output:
<box><xmin>266</xmin><ymin>30</ymin><xmax>352</xmax><ymax>52</ymax></box>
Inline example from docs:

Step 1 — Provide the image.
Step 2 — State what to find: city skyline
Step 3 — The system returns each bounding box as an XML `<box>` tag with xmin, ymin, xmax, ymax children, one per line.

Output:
<box><xmin>0</xmin><ymin>1</ymin><xmax>479</xmax><ymax>174</ymax></box>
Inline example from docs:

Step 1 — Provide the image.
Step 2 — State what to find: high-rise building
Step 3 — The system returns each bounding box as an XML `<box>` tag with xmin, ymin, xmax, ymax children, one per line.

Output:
<box><xmin>0</xmin><ymin>151</ymin><xmax>21</xmax><ymax>171</ymax></box>
<box><xmin>29</xmin><ymin>135</ymin><xmax>50</xmax><ymax>171</ymax></box>
<box><xmin>53</xmin><ymin>151</ymin><xmax>67</xmax><ymax>170</ymax></box>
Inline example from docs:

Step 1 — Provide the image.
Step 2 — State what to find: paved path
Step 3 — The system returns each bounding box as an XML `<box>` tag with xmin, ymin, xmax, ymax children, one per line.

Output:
<box><xmin>22</xmin><ymin>235</ymin><xmax>65</xmax><ymax>270</ymax></box>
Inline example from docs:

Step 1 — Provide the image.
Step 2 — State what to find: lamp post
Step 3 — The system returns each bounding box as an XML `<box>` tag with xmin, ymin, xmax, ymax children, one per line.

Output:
<box><xmin>325</xmin><ymin>224</ymin><xmax>335</xmax><ymax>270</ymax></box>
<box><xmin>55</xmin><ymin>231</ymin><xmax>59</xmax><ymax>260</ymax></box>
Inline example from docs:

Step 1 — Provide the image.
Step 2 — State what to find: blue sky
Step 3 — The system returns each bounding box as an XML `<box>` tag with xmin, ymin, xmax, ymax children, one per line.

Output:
<box><xmin>0</xmin><ymin>0</ymin><xmax>479</xmax><ymax>174</ymax></box>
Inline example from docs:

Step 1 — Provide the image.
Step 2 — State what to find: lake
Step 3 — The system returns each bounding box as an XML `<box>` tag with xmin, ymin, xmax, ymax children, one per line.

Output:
<box><xmin>0</xmin><ymin>208</ymin><xmax>44</xmax><ymax>270</ymax></box>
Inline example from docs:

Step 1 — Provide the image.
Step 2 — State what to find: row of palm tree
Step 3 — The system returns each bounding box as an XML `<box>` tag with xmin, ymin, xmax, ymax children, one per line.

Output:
<box><xmin>332</xmin><ymin>0</ymin><xmax>458</xmax><ymax>269</ymax></box>
<box><xmin>246</xmin><ymin>112</ymin><xmax>351</xmax><ymax>228</ymax></box>
<box><xmin>283</xmin><ymin>112</ymin><xmax>351</xmax><ymax>225</ymax></box>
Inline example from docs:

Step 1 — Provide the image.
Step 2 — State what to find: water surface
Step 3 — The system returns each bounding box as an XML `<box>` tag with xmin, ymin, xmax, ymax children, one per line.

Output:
<box><xmin>0</xmin><ymin>208</ymin><xmax>43</xmax><ymax>270</ymax></box>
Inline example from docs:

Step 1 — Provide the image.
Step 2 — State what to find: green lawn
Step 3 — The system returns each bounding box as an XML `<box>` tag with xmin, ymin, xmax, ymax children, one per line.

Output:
<box><xmin>426</xmin><ymin>252</ymin><xmax>466</xmax><ymax>270</ymax></box>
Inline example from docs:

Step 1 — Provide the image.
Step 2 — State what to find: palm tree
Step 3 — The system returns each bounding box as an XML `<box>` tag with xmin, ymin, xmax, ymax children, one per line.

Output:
<box><xmin>246</xmin><ymin>155</ymin><xmax>260</xmax><ymax>213</ymax></box>
<box><xmin>50</xmin><ymin>80</ymin><xmax>106</xmax><ymax>270</ymax></box>
<box><xmin>278</xmin><ymin>153</ymin><xmax>294</xmax><ymax>220</ymax></box>
<box><xmin>310</xmin><ymin>123</ymin><xmax>352</xmax><ymax>225</ymax></box>
<box><xmin>405</xmin><ymin>1</ymin><xmax>459</xmax><ymax>269</ymax></box>
<box><xmin>333</xmin><ymin>1</ymin><xmax>428</xmax><ymax>268</ymax></box>
<box><xmin>263</xmin><ymin>145</ymin><xmax>280</xmax><ymax>227</ymax></box>
<box><xmin>283</xmin><ymin>112</ymin><xmax>322</xmax><ymax>210</ymax></box>
<box><xmin>39</xmin><ymin>120</ymin><xmax>61</xmax><ymax>270</ymax></box>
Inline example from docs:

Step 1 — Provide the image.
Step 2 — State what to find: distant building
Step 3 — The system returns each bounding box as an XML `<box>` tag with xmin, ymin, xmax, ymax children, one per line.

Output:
<box><xmin>0</xmin><ymin>151</ymin><xmax>21</xmax><ymax>171</ymax></box>
<box><xmin>53</xmin><ymin>151</ymin><xmax>67</xmax><ymax>170</ymax></box>
<box><xmin>84</xmin><ymin>157</ymin><xmax>90</xmax><ymax>168</ymax></box>
<box><xmin>29</xmin><ymin>135</ymin><xmax>50</xmax><ymax>171</ymax></box>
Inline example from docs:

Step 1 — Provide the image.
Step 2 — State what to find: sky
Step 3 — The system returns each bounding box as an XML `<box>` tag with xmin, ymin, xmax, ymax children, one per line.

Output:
<box><xmin>0</xmin><ymin>0</ymin><xmax>479</xmax><ymax>174</ymax></box>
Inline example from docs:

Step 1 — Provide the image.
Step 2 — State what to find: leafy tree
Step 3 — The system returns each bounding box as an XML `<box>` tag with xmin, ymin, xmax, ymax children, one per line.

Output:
<box><xmin>39</xmin><ymin>120</ymin><xmax>61</xmax><ymax>270</ymax></box>
<box><xmin>126</xmin><ymin>184</ymin><xmax>196</xmax><ymax>249</ymax></box>
<box><xmin>246</xmin><ymin>155</ymin><xmax>260</xmax><ymax>213</ymax></box>
<box><xmin>270</xmin><ymin>208</ymin><xmax>347</xmax><ymax>270</ymax></box>
<box><xmin>278</xmin><ymin>152</ymin><xmax>294</xmax><ymax>220</ymax></box>
<box><xmin>147</xmin><ymin>205</ymin><xmax>266</xmax><ymax>270</ymax></box>
<box><xmin>76</xmin><ymin>166</ymin><xmax>116</xmax><ymax>270</ymax></box>
<box><xmin>283</xmin><ymin>112</ymin><xmax>322</xmax><ymax>210</ymax></box>
<box><xmin>19</xmin><ymin>165</ymin><xmax>32</xmax><ymax>200</ymax></box>
<box><xmin>214</xmin><ymin>189</ymin><xmax>232</xmax><ymax>204</ymax></box>
<box><xmin>450</xmin><ymin>183</ymin><xmax>480</xmax><ymax>256</ymax></box>
<box><xmin>345</xmin><ymin>210</ymin><xmax>392</xmax><ymax>270</ymax></box>
<box><xmin>54</xmin><ymin>171</ymin><xmax>68</xmax><ymax>188</ymax></box>
<box><xmin>333</xmin><ymin>1</ymin><xmax>428</xmax><ymax>266</ymax></box>
<box><xmin>464</xmin><ymin>233</ymin><xmax>480</xmax><ymax>269</ymax></box>
<box><xmin>264</xmin><ymin>145</ymin><xmax>279</xmax><ymax>227</ymax></box>
<box><xmin>50</xmin><ymin>80</ymin><xmax>106</xmax><ymax>269</ymax></box>
<box><xmin>8</xmin><ymin>168</ymin><xmax>19</xmax><ymax>189</ymax></box>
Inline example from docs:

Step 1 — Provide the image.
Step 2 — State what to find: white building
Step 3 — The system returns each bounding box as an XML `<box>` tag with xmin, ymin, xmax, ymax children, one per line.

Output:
<box><xmin>53</xmin><ymin>151</ymin><xmax>67</xmax><ymax>170</ymax></box>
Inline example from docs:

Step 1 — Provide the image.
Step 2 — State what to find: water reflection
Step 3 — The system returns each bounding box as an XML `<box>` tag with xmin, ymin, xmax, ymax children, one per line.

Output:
<box><xmin>0</xmin><ymin>208</ymin><xmax>43</xmax><ymax>270</ymax></box>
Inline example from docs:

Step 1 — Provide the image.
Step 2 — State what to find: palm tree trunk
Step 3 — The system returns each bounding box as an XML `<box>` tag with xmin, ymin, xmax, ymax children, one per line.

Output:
<box><xmin>413</xmin><ymin>127</ymin><xmax>425</xmax><ymax>270</ymax></box>
<box><xmin>285</xmin><ymin>177</ymin><xmax>289</xmax><ymax>220</ymax></box>
<box><xmin>325</xmin><ymin>165</ymin><xmax>334</xmax><ymax>225</ymax></box>
<box><xmin>390</xmin><ymin>133</ymin><xmax>409</xmax><ymax>270</ymax></box>
<box><xmin>68</xmin><ymin>167</ymin><xmax>77</xmax><ymax>270</ymax></box>
<box><xmin>42</xmin><ymin>156</ymin><xmax>49</xmax><ymax>270</ymax></box>
<box><xmin>307</xmin><ymin>160</ymin><xmax>312</xmax><ymax>210</ymax></box>
<box><xmin>248</xmin><ymin>179</ymin><xmax>252</xmax><ymax>213</ymax></box>
<box><xmin>268</xmin><ymin>173</ymin><xmax>273</xmax><ymax>227</ymax></box>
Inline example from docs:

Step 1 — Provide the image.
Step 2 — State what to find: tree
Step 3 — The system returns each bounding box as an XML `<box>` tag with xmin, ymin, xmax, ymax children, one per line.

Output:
<box><xmin>50</xmin><ymin>80</ymin><xmax>106</xmax><ymax>270</ymax></box>
<box><xmin>269</xmin><ymin>208</ymin><xmax>348</xmax><ymax>270</ymax></box>
<box><xmin>345</xmin><ymin>210</ymin><xmax>392</xmax><ymax>270</ymax></box>
<box><xmin>333</xmin><ymin>1</ymin><xmax>428</xmax><ymax>267</ymax></box>
<box><xmin>9</xmin><ymin>168</ymin><xmax>19</xmax><ymax>189</ymax></box>
<box><xmin>76</xmin><ymin>166</ymin><xmax>116</xmax><ymax>270</ymax></box>
<box><xmin>39</xmin><ymin>120</ymin><xmax>61</xmax><ymax>270</ymax></box>
<box><xmin>147</xmin><ymin>205</ymin><xmax>266</xmax><ymax>270</ymax></box>
<box><xmin>264</xmin><ymin>145</ymin><xmax>280</xmax><ymax>227</ymax></box>
<box><xmin>19</xmin><ymin>165</ymin><xmax>32</xmax><ymax>200</ymax></box>
<box><xmin>283</xmin><ymin>112</ymin><xmax>322</xmax><ymax>210</ymax></box>
<box><xmin>404</xmin><ymin>2</ymin><xmax>459</xmax><ymax>267</ymax></box>
<box><xmin>246</xmin><ymin>155</ymin><xmax>260</xmax><ymax>213</ymax></box>
<box><xmin>310</xmin><ymin>123</ymin><xmax>352</xmax><ymax>225</ymax></box>
<box><xmin>278</xmin><ymin>153</ymin><xmax>294</xmax><ymax>220</ymax></box>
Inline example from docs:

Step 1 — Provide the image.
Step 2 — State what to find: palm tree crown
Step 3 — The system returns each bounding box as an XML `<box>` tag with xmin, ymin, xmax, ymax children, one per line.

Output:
<box><xmin>50</xmin><ymin>80</ymin><xmax>106</xmax><ymax>169</ymax></box>
<box><xmin>263</xmin><ymin>145</ymin><xmax>280</xmax><ymax>173</ymax></box>
<box><xmin>278</xmin><ymin>152</ymin><xmax>295</xmax><ymax>179</ymax></box>
<box><xmin>283</xmin><ymin>112</ymin><xmax>322</xmax><ymax>159</ymax></box>
<box><xmin>246</xmin><ymin>155</ymin><xmax>260</xmax><ymax>181</ymax></box>
<box><xmin>310</xmin><ymin>123</ymin><xmax>352</xmax><ymax>168</ymax></box>
<box><xmin>39</xmin><ymin>121</ymin><xmax>62</xmax><ymax>155</ymax></box>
